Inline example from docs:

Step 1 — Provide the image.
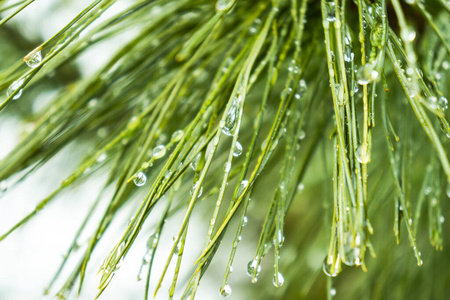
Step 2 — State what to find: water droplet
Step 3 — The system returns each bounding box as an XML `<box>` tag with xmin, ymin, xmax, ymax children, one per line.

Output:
<box><xmin>297</xmin><ymin>183</ymin><xmax>305</xmax><ymax>193</ymax></box>
<box><xmin>97</xmin><ymin>153</ymin><xmax>107</xmax><ymax>163</ymax></box>
<box><xmin>330</xmin><ymin>288</ymin><xmax>337</xmax><ymax>296</ymax></box>
<box><xmin>220</xmin><ymin>284</ymin><xmax>232</xmax><ymax>297</ymax></box>
<box><xmin>7</xmin><ymin>78</ymin><xmax>25</xmax><ymax>100</ymax></box>
<box><xmin>438</xmin><ymin>96</ymin><xmax>448</xmax><ymax>111</ymax></box>
<box><xmin>298</xmin><ymin>130</ymin><xmax>306</xmax><ymax>140</ymax></box>
<box><xmin>242</xmin><ymin>216</ymin><xmax>248</xmax><ymax>226</ymax></box>
<box><xmin>223</xmin><ymin>162</ymin><xmax>231</xmax><ymax>172</ymax></box>
<box><xmin>344</xmin><ymin>49</ymin><xmax>354</xmax><ymax>63</ymax></box>
<box><xmin>357</xmin><ymin>63</ymin><xmax>379</xmax><ymax>85</ymax></box>
<box><xmin>402</xmin><ymin>27</ymin><xmax>416</xmax><ymax>42</ymax></box>
<box><xmin>325</xmin><ymin>2</ymin><xmax>336</xmax><ymax>22</ymax></box>
<box><xmin>133</xmin><ymin>172</ymin><xmax>147</xmax><ymax>187</ymax></box>
<box><xmin>143</xmin><ymin>253</ymin><xmax>151</xmax><ymax>264</ymax></box>
<box><xmin>248</xmin><ymin>18</ymin><xmax>262</xmax><ymax>35</ymax></box>
<box><xmin>439</xmin><ymin>216</ymin><xmax>445</xmax><ymax>223</ymax></box>
<box><xmin>147</xmin><ymin>233</ymin><xmax>158</xmax><ymax>249</ymax></box>
<box><xmin>216</xmin><ymin>0</ymin><xmax>235</xmax><ymax>11</ymax></box>
<box><xmin>233</xmin><ymin>141</ymin><xmax>243</xmax><ymax>157</ymax></box>
<box><xmin>443</xmin><ymin>61</ymin><xmax>449</xmax><ymax>70</ymax></box>
<box><xmin>237</xmin><ymin>180</ymin><xmax>249</xmax><ymax>197</ymax></box>
<box><xmin>221</xmin><ymin>101</ymin><xmax>238</xmax><ymax>136</ymax></box>
<box><xmin>171</xmin><ymin>130</ymin><xmax>184</xmax><ymax>142</ymax></box>
<box><xmin>246</xmin><ymin>259</ymin><xmax>261</xmax><ymax>277</ymax></box>
<box><xmin>322</xmin><ymin>254</ymin><xmax>340</xmax><ymax>277</ymax></box>
<box><xmin>431</xmin><ymin>198</ymin><xmax>437</xmax><ymax>207</ymax></box>
<box><xmin>273</xmin><ymin>272</ymin><xmax>284</xmax><ymax>287</ymax></box>
<box><xmin>428</xmin><ymin>96</ymin><xmax>438</xmax><ymax>109</ymax></box>
<box><xmin>24</xmin><ymin>47</ymin><xmax>42</xmax><ymax>68</ymax></box>
<box><xmin>190</xmin><ymin>153</ymin><xmax>202</xmax><ymax>171</ymax></box>
<box><xmin>288</xmin><ymin>59</ymin><xmax>299</xmax><ymax>74</ymax></box>
<box><xmin>152</xmin><ymin>145</ymin><xmax>166</xmax><ymax>159</ymax></box>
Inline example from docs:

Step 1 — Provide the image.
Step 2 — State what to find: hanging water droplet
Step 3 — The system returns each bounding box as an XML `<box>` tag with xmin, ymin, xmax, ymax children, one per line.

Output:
<box><xmin>216</xmin><ymin>0</ymin><xmax>235</xmax><ymax>11</ymax></box>
<box><xmin>143</xmin><ymin>253</ymin><xmax>151</xmax><ymax>264</ymax></box>
<box><xmin>322</xmin><ymin>254</ymin><xmax>340</xmax><ymax>277</ymax></box>
<box><xmin>223</xmin><ymin>162</ymin><xmax>231</xmax><ymax>172</ymax></box>
<box><xmin>233</xmin><ymin>141</ymin><xmax>243</xmax><ymax>157</ymax></box>
<box><xmin>325</xmin><ymin>2</ymin><xmax>336</xmax><ymax>21</ymax></box>
<box><xmin>171</xmin><ymin>130</ymin><xmax>184</xmax><ymax>142</ymax></box>
<box><xmin>7</xmin><ymin>78</ymin><xmax>25</xmax><ymax>100</ymax></box>
<box><xmin>330</xmin><ymin>288</ymin><xmax>337</xmax><ymax>296</ymax></box>
<box><xmin>248</xmin><ymin>18</ymin><xmax>262</xmax><ymax>35</ymax></box>
<box><xmin>147</xmin><ymin>233</ymin><xmax>158</xmax><ymax>249</ymax></box>
<box><xmin>152</xmin><ymin>145</ymin><xmax>166</xmax><ymax>159</ymax></box>
<box><xmin>297</xmin><ymin>183</ymin><xmax>305</xmax><ymax>193</ymax></box>
<box><xmin>428</xmin><ymin>96</ymin><xmax>438</xmax><ymax>109</ymax></box>
<box><xmin>220</xmin><ymin>284</ymin><xmax>232</xmax><ymax>297</ymax></box>
<box><xmin>343</xmin><ymin>49</ymin><xmax>354</xmax><ymax>63</ymax></box>
<box><xmin>438</xmin><ymin>96</ymin><xmax>448</xmax><ymax>111</ymax></box>
<box><xmin>198</xmin><ymin>186</ymin><xmax>203</xmax><ymax>198</ymax></box>
<box><xmin>190</xmin><ymin>153</ymin><xmax>202</xmax><ymax>171</ymax></box>
<box><xmin>298</xmin><ymin>130</ymin><xmax>306</xmax><ymax>140</ymax></box>
<box><xmin>24</xmin><ymin>47</ymin><xmax>43</xmax><ymax>68</ymax></box>
<box><xmin>401</xmin><ymin>26</ymin><xmax>416</xmax><ymax>42</ymax></box>
<box><xmin>242</xmin><ymin>216</ymin><xmax>248</xmax><ymax>226</ymax></box>
<box><xmin>288</xmin><ymin>59</ymin><xmax>299</xmax><ymax>74</ymax></box>
<box><xmin>357</xmin><ymin>63</ymin><xmax>379</xmax><ymax>85</ymax></box>
<box><xmin>190</xmin><ymin>181</ymin><xmax>200</xmax><ymax>197</ymax></box>
<box><xmin>246</xmin><ymin>258</ymin><xmax>261</xmax><ymax>277</ymax></box>
<box><xmin>237</xmin><ymin>180</ymin><xmax>249</xmax><ymax>197</ymax></box>
<box><xmin>222</xmin><ymin>101</ymin><xmax>238</xmax><ymax>136</ymax></box>
<box><xmin>272</xmin><ymin>272</ymin><xmax>284</xmax><ymax>287</ymax></box>
<box><xmin>439</xmin><ymin>216</ymin><xmax>445</xmax><ymax>223</ymax></box>
<box><xmin>97</xmin><ymin>153</ymin><xmax>107</xmax><ymax>163</ymax></box>
<box><xmin>133</xmin><ymin>172</ymin><xmax>147</xmax><ymax>187</ymax></box>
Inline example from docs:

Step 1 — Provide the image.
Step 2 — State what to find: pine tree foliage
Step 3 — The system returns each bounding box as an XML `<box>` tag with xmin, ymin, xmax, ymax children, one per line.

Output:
<box><xmin>0</xmin><ymin>0</ymin><xmax>449</xmax><ymax>299</ymax></box>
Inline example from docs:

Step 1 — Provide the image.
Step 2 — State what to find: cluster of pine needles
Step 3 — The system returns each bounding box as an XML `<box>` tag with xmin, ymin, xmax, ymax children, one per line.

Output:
<box><xmin>0</xmin><ymin>0</ymin><xmax>449</xmax><ymax>299</ymax></box>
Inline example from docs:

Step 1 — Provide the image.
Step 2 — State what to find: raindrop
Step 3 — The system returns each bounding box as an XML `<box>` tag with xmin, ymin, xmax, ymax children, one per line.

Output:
<box><xmin>357</xmin><ymin>63</ymin><xmax>379</xmax><ymax>85</ymax></box>
<box><xmin>221</xmin><ymin>101</ymin><xmax>238</xmax><ymax>136</ymax></box>
<box><xmin>438</xmin><ymin>96</ymin><xmax>448</xmax><ymax>111</ymax></box>
<box><xmin>171</xmin><ymin>130</ymin><xmax>184</xmax><ymax>142</ymax></box>
<box><xmin>297</xmin><ymin>183</ymin><xmax>305</xmax><ymax>193</ymax></box>
<box><xmin>233</xmin><ymin>141</ymin><xmax>243</xmax><ymax>157</ymax></box>
<box><xmin>330</xmin><ymin>288</ymin><xmax>337</xmax><ymax>296</ymax></box>
<box><xmin>190</xmin><ymin>153</ymin><xmax>202</xmax><ymax>171</ymax></box>
<box><xmin>246</xmin><ymin>259</ymin><xmax>262</xmax><ymax>277</ymax></box>
<box><xmin>97</xmin><ymin>153</ymin><xmax>107</xmax><ymax>163</ymax></box>
<box><xmin>152</xmin><ymin>145</ymin><xmax>166</xmax><ymax>159</ymax></box>
<box><xmin>24</xmin><ymin>47</ymin><xmax>43</xmax><ymax>68</ymax></box>
<box><xmin>344</xmin><ymin>49</ymin><xmax>354</xmax><ymax>63</ymax></box>
<box><xmin>273</xmin><ymin>272</ymin><xmax>284</xmax><ymax>287</ymax></box>
<box><xmin>439</xmin><ymin>216</ymin><xmax>445</xmax><ymax>224</ymax></box>
<box><xmin>147</xmin><ymin>233</ymin><xmax>158</xmax><ymax>249</ymax></box>
<box><xmin>322</xmin><ymin>254</ymin><xmax>340</xmax><ymax>277</ymax></box>
<box><xmin>216</xmin><ymin>0</ymin><xmax>234</xmax><ymax>11</ymax></box>
<box><xmin>7</xmin><ymin>78</ymin><xmax>25</xmax><ymax>100</ymax></box>
<box><xmin>220</xmin><ymin>284</ymin><xmax>232</xmax><ymax>297</ymax></box>
<box><xmin>401</xmin><ymin>27</ymin><xmax>416</xmax><ymax>42</ymax></box>
<box><xmin>242</xmin><ymin>216</ymin><xmax>248</xmax><ymax>226</ymax></box>
<box><xmin>143</xmin><ymin>254</ymin><xmax>151</xmax><ymax>264</ymax></box>
<box><xmin>248</xmin><ymin>18</ymin><xmax>262</xmax><ymax>35</ymax></box>
<box><xmin>223</xmin><ymin>162</ymin><xmax>231</xmax><ymax>172</ymax></box>
<box><xmin>237</xmin><ymin>180</ymin><xmax>249</xmax><ymax>197</ymax></box>
<box><xmin>298</xmin><ymin>130</ymin><xmax>306</xmax><ymax>140</ymax></box>
<box><xmin>428</xmin><ymin>96</ymin><xmax>438</xmax><ymax>109</ymax></box>
<box><xmin>133</xmin><ymin>172</ymin><xmax>147</xmax><ymax>187</ymax></box>
<box><xmin>325</xmin><ymin>2</ymin><xmax>336</xmax><ymax>22</ymax></box>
